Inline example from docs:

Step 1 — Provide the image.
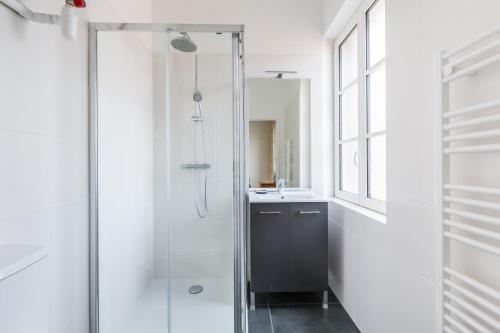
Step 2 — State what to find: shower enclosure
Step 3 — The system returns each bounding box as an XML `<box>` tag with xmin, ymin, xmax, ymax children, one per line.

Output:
<box><xmin>89</xmin><ymin>24</ymin><xmax>246</xmax><ymax>333</ymax></box>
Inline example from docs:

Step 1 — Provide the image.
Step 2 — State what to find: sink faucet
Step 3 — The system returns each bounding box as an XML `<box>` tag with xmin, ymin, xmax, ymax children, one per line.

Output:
<box><xmin>276</xmin><ymin>178</ymin><xmax>286</xmax><ymax>198</ymax></box>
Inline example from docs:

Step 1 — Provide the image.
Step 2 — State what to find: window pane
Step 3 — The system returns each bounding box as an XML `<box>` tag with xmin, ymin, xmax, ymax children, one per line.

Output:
<box><xmin>340</xmin><ymin>84</ymin><xmax>358</xmax><ymax>139</ymax></box>
<box><xmin>340</xmin><ymin>141</ymin><xmax>359</xmax><ymax>194</ymax></box>
<box><xmin>340</xmin><ymin>28</ymin><xmax>358</xmax><ymax>88</ymax></box>
<box><xmin>367</xmin><ymin>0</ymin><xmax>385</xmax><ymax>67</ymax></box>
<box><xmin>367</xmin><ymin>65</ymin><xmax>386</xmax><ymax>133</ymax></box>
<box><xmin>368</xmin><ymin>135</ymin><xmax>386</xmax><ymax>201</ymax></box>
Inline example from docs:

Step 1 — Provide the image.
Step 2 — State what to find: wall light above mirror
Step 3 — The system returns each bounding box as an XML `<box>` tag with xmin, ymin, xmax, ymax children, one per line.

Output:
<box><xmin>247</xmin><ymin>78</ymin><xmax>311</xmax><ymax>189</ymax></box>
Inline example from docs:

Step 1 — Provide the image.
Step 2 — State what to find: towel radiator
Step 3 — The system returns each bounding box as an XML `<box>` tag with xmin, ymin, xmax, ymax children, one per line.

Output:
<box><xmin>438</xmin><ymin>24</ymin><xmax>500</xmax><ymax>333</ymax></box>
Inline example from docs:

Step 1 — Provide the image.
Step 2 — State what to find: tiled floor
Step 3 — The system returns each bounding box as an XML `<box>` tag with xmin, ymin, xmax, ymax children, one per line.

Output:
<box><xmin>248</xmin><ymin>290</ymin><xmax>360</xmax><ymax>333</ymax></box>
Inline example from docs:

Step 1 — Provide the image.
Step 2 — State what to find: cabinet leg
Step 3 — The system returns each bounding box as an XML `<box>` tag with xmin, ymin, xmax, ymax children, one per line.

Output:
<box><xmin>322</xmin><ymin>290</ymin><xmax>328</xmax><ymax>309</ymax></box>
<box><xmin>250</xmin><ymin>292</ymin><xmax>256</xmax><ymax>311</ymax></box>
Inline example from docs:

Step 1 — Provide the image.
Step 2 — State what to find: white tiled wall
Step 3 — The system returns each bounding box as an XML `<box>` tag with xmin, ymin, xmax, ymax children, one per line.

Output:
<box><xmin>0</xmin><ymin>4</ymin><xmax>88</xmax><ymax>332</ymax></box>
<box><xmin>326</xmin><ymin>0</ymin><xmax>500</xmax><ymax>332</ymax></box>
<box><xmin>0</xmin><ymin>1</ymin><xmax>152</xmax><ymax>332</ymax></box>
<box><xmin>166</xmin><ymin>45</ymin><xmax>235</xmax><ymax>280</ymax></box>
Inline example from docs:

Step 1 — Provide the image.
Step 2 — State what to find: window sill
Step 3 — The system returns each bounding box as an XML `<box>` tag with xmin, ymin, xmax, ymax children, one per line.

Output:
<box><xmin>329</xmin><ymin>197</ymin><xmax>387</xmax><ymax>224</ymax></box>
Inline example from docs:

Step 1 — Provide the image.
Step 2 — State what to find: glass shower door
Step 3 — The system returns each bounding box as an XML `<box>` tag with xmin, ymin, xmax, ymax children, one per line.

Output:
<box><xmin>166</xmin><ymin>31</ymin><xmax>235</xmax><ymax>333</ymax></box>
<box><xmin>94</xmin><ymin>30</ymin><xmax>169</xmax><ymax>333</ymax></box>
<box><xmin>89</xmin><ymin>24</ymin><xmax>245</xmax><ymax>333</ymax></box>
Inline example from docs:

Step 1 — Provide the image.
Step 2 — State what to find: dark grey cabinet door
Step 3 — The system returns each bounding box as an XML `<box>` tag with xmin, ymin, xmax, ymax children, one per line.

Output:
<box><xmin>250</xmin><ymin>203</ymin><xmax>290</xmax><ymax>292</ymax></box>
<box><xmin>289</xmin><ymin>202</ymin><xmax>328</xmax><ymax>291</ymax></box>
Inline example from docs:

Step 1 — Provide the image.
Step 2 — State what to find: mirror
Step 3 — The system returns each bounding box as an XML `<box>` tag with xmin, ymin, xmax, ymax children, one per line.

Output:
<box><xmin>247</xmin><ymin>78</ymin><xmax>311</xmax><ymax>189</ymax></box>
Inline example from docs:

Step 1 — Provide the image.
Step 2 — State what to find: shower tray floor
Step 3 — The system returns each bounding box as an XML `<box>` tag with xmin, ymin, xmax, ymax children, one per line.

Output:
<box><xmin>115</xmin><ymin>278</ymin><xmax>234</xmax><ymax>333</ymax></box>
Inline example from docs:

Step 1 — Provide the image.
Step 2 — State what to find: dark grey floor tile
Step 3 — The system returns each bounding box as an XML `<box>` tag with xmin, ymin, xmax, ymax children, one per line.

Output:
<box><xmin>248</xmin><ymin>305</ymin><xmax>273</xmax><ymax>333</ymax></box>
<box><xmin>267</xmin><ymin>289</ymin><xmax>339</xmax><ymax>305</ymax></box>
<box><xmin>254</xmin><ymin>293</ymin><xmax>270</xmax><ymax>305</ymax></box>
<box><xmin>270</xmin><ymin>304</ymin><xmax>360</xmax><ymax>333</ymax></box>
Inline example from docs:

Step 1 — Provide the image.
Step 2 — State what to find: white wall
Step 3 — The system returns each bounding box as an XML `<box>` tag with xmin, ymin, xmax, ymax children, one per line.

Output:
<box><xmin>0</xmin><ymin>1</ymin><xmax>152</xmax><ymax>332</ymax></box>
<box><xmin>323</xmin><ymin>0</ymin><xmax>345</xmax><ymax>33</ymax></box>
<box><xmin>153</xmin><ymin>0</ymin><xmax>324</xmax><ymax>55</ymax></box>
<box><xmin>323</xmin><ymin>0</ymin><xmax>364</xmax><ymax>37</ymax></box>
<box><xmin>326</xmin><ymin>0</ymin><xmax>500</xmax><ymax>332</ymax></box>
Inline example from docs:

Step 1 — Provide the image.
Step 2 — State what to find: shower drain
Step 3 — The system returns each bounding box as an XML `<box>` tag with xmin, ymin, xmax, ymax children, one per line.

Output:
<box><xmin>188</xmin><ymin>285</ymin><xmax>204</xmax><ymax>294</ymax></box>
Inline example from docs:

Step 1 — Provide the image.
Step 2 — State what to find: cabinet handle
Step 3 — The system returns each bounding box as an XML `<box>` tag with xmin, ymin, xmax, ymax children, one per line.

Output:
<box><xmin>298</xmin><ymin>211</ymin><xmax>321</xmax><ymax>214</ymax></box>
<box><xmin>259</xmin><ymin>211</ymin><xmax>281</xmax><ymax>214</ymax></box>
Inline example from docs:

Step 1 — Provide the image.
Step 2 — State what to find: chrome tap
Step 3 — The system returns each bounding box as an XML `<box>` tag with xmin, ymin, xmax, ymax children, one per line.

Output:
<box><xmin>276</xmin><ymin>178</ymin><xmax>286</xmax><ymax>198</ymax></box>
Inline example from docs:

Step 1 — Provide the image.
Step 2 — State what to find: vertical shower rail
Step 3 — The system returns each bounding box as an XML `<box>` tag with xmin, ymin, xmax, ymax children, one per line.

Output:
<box><xmin>438</xmin><ymin>24</ymin><xmax>500</xmax><ymax>333</ymax></box>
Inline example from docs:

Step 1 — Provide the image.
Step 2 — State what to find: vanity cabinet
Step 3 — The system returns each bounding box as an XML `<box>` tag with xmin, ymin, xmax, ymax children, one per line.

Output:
<box><xmin>250</xmin><ymin>202</ymin><xmax>328</xmax><ymax>302</ymax></box>
<box><xmin>250</xmin><ymin>203</ymin><xmax>290</xmax><ymax>292</ymax></box>
<box><xmin>289</xmin><ymin>203</ymin><xmax>328</xmax><ymax>291</ymax></box>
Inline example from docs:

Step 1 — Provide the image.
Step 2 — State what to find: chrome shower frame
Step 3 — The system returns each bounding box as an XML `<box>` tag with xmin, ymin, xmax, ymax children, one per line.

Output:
<box><xmin>88</xmin><ymin>23</ymin><xmax>246</xmax><ymax>333</ymax></box>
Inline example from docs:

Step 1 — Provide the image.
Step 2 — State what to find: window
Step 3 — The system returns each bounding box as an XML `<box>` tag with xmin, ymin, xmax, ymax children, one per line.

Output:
<box><xmin>334</xmin><ymin>0</ymin><xmax>386</xmax><ymax>213</ymax></box>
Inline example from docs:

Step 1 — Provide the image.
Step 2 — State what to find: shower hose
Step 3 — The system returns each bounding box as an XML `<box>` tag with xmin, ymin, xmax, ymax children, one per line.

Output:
<box><xmin>193</xmin><ymin>99</ymin><xmax>208</xmax><ymax>219</ymax></box>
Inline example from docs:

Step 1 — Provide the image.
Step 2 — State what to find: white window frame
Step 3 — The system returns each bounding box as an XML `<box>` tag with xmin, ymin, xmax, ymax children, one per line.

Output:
<box><xmin>334</xmin><ymin>0</ymin><xmax>386</xmax><ymax>214</ymax></box>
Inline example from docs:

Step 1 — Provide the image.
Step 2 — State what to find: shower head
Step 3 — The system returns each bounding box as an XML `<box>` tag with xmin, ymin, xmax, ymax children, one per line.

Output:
<box><xmin>170</xmin><ymin>32</ymin><xmax>197</xmax><ymax>53</ymax></box>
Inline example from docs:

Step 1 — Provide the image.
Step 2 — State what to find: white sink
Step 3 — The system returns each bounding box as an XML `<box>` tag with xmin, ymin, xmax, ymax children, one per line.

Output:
<box><xmin>249</xmin><ymin>190</ymin><xmax>327</xmax><ymax>203</ymax></box>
